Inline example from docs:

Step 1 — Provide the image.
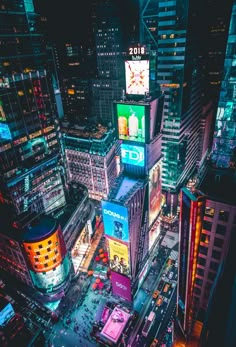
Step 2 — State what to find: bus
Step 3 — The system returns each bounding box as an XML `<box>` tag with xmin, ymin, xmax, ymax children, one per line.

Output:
<box><xmin>142</xmin><ymin>311</ymin><xmax>156</xmax><ymax>337</ymax></box>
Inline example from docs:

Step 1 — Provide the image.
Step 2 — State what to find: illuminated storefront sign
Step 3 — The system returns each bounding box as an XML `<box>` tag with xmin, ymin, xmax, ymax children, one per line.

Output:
<box><xmin>125</xmin><ymin>60</ymin><xmax>149</xmax><ymax>95</ymax></box>
<box><xmin>102</xmin><ymin>201</ymin><xmax>129</xmax><ymax>242</ymax></box>
<box><xmin>121</xmin><ymin>143</ymin><xmax>145</xmax><ymax>167</ymax></box>
<box><xmin>116</xmin><ymin>103</ymin><xmax>146</xmax><ymax>143</ymax></box>
<box><xmin>23</xmin><ymin>228</ymin><xmax>66</xmax><ymax>273</ymax></box>
<box><xmin>149</xmin><ymin>162</ymin><xmax>162</xmax><ymax>226</ymax></box>
<box><xmin>108</xmin><ymin>239</ymin><xmax>130</xmax><ymax>276</ymax></box>
<box><xmin>111</xmin><ymin>271</ymin><xmax>132</xmax><ymax>302</ymax></box>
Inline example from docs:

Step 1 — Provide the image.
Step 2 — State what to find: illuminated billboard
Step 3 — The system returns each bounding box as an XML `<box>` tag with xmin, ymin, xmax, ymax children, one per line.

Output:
<box><xmin>23</xmin><ymin>227</ymin><xmax>67</xmax><ymax>273</ymax></box>
<box><xmin>29</xmin><ymin>255</ymin><xmax>71</xmax><ymax>293</ymax></box>
<box><xmin>0</xmin><ymin>303</ymin><xmax>15</xmax><ymax>327</ymax></box>
<box><xmin>108</xmin><ymin>239</ymin><xmax>130</xmax><ymax>276</ymax></box>
<box><xmin>116</xmin><ymin>103</ymin><xmax>145</xmax><ymax>143</ymax></box>
<box><xmin>121</xmin><ymin>143</ymin><xmax>145</xmax><ymax>167</ymax></box>
<box><xmin>149</xmin><ymin>162</ymin><xmax>162</xmax><ymax>226</ymax></box>
<box><xmin>125</xmin><ymin>60</ymin><xmax>149</xmax><ymax>95</ymax></box>
<box><xmin>0</xmin><ymin>123</ymin><xmax>12</xmax><ymax>140</ymax></box>
<box><xmin>101</xmin><ymin>306</ymin><xmax>131</xmax><ymax>343</ymax></box>
<box><xmin>102</xmin><ymin>200</ymin><xmax>129</xmax><ymax>242</ymax></box>
<box><xmin>111</xmin><ymin>271</ymin><xmax>132</xmax><ymax>302</ymax></box>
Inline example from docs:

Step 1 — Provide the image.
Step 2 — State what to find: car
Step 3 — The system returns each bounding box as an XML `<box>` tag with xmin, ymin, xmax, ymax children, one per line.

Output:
<box><xmin>153</xmin><ymin>290</ymin><xmax>159</xmax><ymax>299</ymax></box>
<box><xmin>163</xmin><ymin>283</ymin><xmax>170</xmax><ymax>293</ymax></box>
<box><xmin>150</xmin><ymin>338</ymin><xmax>158</xmax><ymax>347</ymax></box>
<box><xmin>156</xmin><ymin>296</ymin><xmax>163</xmax><ymax>306</ymax></box>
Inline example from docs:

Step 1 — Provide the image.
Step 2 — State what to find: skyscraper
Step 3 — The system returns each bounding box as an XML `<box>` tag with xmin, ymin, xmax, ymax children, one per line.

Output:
<box><xmin>139</xmin><ymin>0</ymin><xmax>233</xmax><ymax>213</ymax></box>
<box><xmin>0</xmin><ymin>0</ymin><xmax>66</xmax><ymax>215</ymax></box>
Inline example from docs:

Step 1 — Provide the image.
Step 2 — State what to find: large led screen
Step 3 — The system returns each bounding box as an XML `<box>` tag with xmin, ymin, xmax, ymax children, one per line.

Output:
<box><xmin>111</xmin><ymin>271</ymin><xmax>132</xmax><ymax>302</ymax></box>
<box><xmin>108</xmin><ymin>239</ymin><xmax>130</xmax><ymax>276</ymax></box>
<box><xmin>125</xmin><ymin>60</ymin><xmax>149</xmax><ymax>95</ymax></box>
<box><xmin>0</xmin><ymin>123</ymin><xmax>12</xmax><ymax>140</ymax></box>
<box><xmin>149</xmin><ymin>162</ymin><xmax>162</xmax><ymax>226</ymax></box>
<box><xmin>101</xmin><ymin>307</ymin><xmax>130</xmax><ymax>343</ymax></box>
<box><xmin>23</xmin><ymin>228</ymin><xmax>67</xmax><ymax>273</ymax></box>
<box><xmin>102</xmin><ymin>200</ymin><xmax>129</xmax><ymax>242</ymax></box>
<box><xmin>116</xmin><ymin>103</ymin><xmax>145</xmax><ymax>143</ymax></box>
<box><xmin>0</xmin><ymin>303</ymin><xmax>15</xmax><ymax>327</ymax></box>
<box><xmin>121</xmin><ymin>143</ymin><xmax>145</xmax><ymax>167</ymax></box>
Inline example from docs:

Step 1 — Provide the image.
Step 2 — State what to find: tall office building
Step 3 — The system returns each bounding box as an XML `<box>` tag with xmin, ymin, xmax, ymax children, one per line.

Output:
<box><xmin>211</xmin><ymin>0</ymin><xmax>236</xmax><ymax>169</ymax></box>
<box><xmin>0</xmin><ymin>0</ymin><xmax>66</xmax><ymax>215</ymax></box>
<box><xmin>139</xmin><ymin>0</ymin><xmax>233</xmax><ymax>213</ymax></box>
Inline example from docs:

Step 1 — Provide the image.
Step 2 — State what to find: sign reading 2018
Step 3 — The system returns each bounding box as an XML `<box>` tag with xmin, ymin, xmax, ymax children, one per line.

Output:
<box><xmin>128</xmin><ymin>46</ymin><xmax>146</xmax><ymax>56</ymax></box>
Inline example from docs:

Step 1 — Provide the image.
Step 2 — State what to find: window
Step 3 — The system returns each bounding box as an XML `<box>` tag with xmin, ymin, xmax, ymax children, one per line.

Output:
<box><xmin>205</xmin><ymin>207</ymin><xmax>215</xmax><ymax>217</ymax></box>
<box><xmin>45</xmin><ymin>255</ymin><xmax>49</xmax><ymax>260</ymax></box>
<box><xmin>195</xmin><ymin>278</ymin><xmax>203</xmax><ymax>286</ymax></box>
<box><xmin>198</xmin><ymin>257</ymin><xmax>206</xmax><ymax>266</ymax></box>
<box><xmin>214</xmin><ymin>237</ymin><xmax>224</xmax><ymax>248</ymax></box>
<box><xmin>44</xmin><ymin>263</ymin><xmax>48</xmax><ymax>267</ymax></box>
<box><xmin>36</xmin><ymin>251</ymin><xmax>40</xmax><ymax>256</ymax></box>
<box><xmin>48</xmin><ymin>240</ymin><xmax>52</xmax><ymax>245</ymax></box>
<box><xmin>208</xmin><ymin>272</ymin><xmax>215</xmax><ymax>281</ymax></box>
<box><xmin>39</xmin><ymin>244</ymin><xmax>43</xmax><ymax>249</ymax></box>
<box><xmin>197</xmin><ymin>268</ymin><xmax>204</xmax><ymax>276</ymax></box>
<box><xmin>203</xmin><ymin>220</ymin><xmax>212</xmax><ymax>231</ymax></box>
<box><xmin>216</xmin><ymin>224</ymin><xmax>226</xmax><ymax>235</ymax></box>
<box><xmin>210</xmin><ymin>261</ymin><xmax>219</xmax><ymax>271</ymax></box>
<box><xmin>212</xmin><ymin>250</ymin><xmax>221</xmax><ymax>260</ymax></box>
<box><xmin>27</xmin><ymin>246</ymin><xmax>31</xmax><ymax>250</ymax></box>
<box><xmin>218</xmin><ymin>210</ymin><xmax>229</xmax><ymax>222</ymax></box>
<box><xmin>194</xmin><ymin>287</ymin><xmax>201</xmax><ymax>295</ymax></box>
<box><xmin>199</xmin><ymin>245</ymin><xmax>208</xmax><ymax>256</ymax></box>
<box><xmin>47</xmin><ymin>248</ymin><xmax>51</xmax><ymax>252</ymax></box>
<box><xmin>201</xmin><ymin>233</ymin><xmax>210</xmax><ymax>243</ymax></box>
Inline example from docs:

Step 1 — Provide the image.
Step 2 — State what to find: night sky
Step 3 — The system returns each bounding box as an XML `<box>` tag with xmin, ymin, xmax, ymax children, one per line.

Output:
<box><xmin>34</xmin><ymin>0</ymin><xmax>139</xmax><ymax>43</ymax></box>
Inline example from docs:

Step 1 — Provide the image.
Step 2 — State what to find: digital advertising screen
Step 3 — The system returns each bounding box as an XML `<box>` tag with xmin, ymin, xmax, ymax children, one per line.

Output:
<box><xmin>0</xmin><ymin>123</ymin><xmax>12</xmax><ymax>140</ymax></box>
<box><xmin>108</xmin><ymin>239</ymin><xmax>130</xmax><ymax>276</ymax></box>
<box><xmin>125</xmin><ymin>60</ymin><xmax>149</xmax><ymax>95</ymax></box>
<box><xmin>102</xmin><ymin>200</ymin><xmax>129</xmax><ymax>242</ymax></box>
<box><xmin>29</xmin><ymin>255</ymin><xmax>71</xmax><ymax>292</ymax></box>
<box><xmin>111</xmin><ymin>271</ymin><xmax>132</xmax><ymax>302</ymax></box>
<box><xmin>121</xmin><ymin>143</ymin><xmax>145</xmax><ymax>167</ymax></box>
<box><xmin>149</xmin><ymin>162</ymin><xmax>162</xmax><ymax>226</ymax></box>
<box><xmin>116</xmin><ymin>103</ymin><xmax>146</xmax><ymax>143</ymax></box>
<box><xmin>0</xmin><ymin>303</ymin><xmax>15</xmax><ymax>327</ymax></box>
<box><xmin>101</xmin><ymin>306</ymin><xmax>131</xmax><ymax>343</ymax></box>
<box><xmin>23</xmin><ymin>228</ymin><xmax>67</xmax><ymax>273</ymax></box>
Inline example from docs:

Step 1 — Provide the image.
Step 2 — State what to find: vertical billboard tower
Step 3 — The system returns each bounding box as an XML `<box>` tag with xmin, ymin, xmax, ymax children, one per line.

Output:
<box><xmin>177</xmin><ymin>188</ymin><xmax>206</xmax><ymax>336</ymax></box>
<box><xmin>101</xmin><ymin>44</ymin><xmax>164</xmax><ymax>303</ymax></box>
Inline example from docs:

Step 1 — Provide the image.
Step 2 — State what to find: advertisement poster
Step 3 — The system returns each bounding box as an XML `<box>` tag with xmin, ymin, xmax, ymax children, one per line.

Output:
<box><xmin>121</xmin><ymin>143</ymin><xmax>145</xmax><ymax>167</ymax></box>
<box><xmin>149</xmin><ymin>162</ymin><xmax>162</xmax><ymax>226</ymax></box>
<box><xmin>125</xmin><ymin>60</ymin><xmax>149</xmax><ymax>95</ymax></box>
<box><xmin>111</xmin><ymin>271</ymin><xmax>132</xmax><ymax>302</ymax></box>
<box><xmin>108</xmin><ymin>239</ymin><xmax>130</xmax><ymax>276</ymax></box>
<box><xmin>116</xmin><ymin>103</ymin><xmax>146</xmax><ymax>143</ymax></box>
<box><xmin>102</xmin><ymin>200</ymin><xmax>129</xmax><ymax>242</ymax></box>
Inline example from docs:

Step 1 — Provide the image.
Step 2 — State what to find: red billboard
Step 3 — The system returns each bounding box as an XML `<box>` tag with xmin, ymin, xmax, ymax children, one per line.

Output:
<box><xmin>111</xmin><ymin>271</ymin><xmax>132</xmax><ymax>302</ymax></box>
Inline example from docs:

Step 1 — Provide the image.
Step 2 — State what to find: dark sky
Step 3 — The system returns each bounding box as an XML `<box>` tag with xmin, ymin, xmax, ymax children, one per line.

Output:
<box><xmin>34</xmin><ymin>0</ymin><xmax>139</xmax><ymax>43</ymax></box>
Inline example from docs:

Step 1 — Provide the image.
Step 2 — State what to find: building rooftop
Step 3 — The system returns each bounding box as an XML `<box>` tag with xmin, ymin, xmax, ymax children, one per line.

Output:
<box><xmin>198</xmin><ymin>168</ymin><xmax>236</xmax><ymax>205</ymax></box>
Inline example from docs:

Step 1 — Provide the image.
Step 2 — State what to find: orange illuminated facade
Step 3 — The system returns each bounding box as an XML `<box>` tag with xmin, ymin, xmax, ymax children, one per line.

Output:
<box><xmin>177</xmin><ymin>188</ymin><xmax>205</xmax><ymax>336</ymax></box>
<box><xmin>23</xmin><ymin>228</ymin><xmax>66</xmax><ymax>273</ymax></box>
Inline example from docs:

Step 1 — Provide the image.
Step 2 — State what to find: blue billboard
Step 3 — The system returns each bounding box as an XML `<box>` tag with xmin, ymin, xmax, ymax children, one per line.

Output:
<box><xmin>0</xmin><ymin>123</ymin><xmax>12</xmax><ymax>140</ymax></box>
<box><xmin>102</xmin><ymin>201</ymin><xmax>129</xmax><ymax>242</ymax></box>
<box><xmin>121</xmin><ymin>144</ymin><xmax>145</xmax><ymax>167</ymax></box>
